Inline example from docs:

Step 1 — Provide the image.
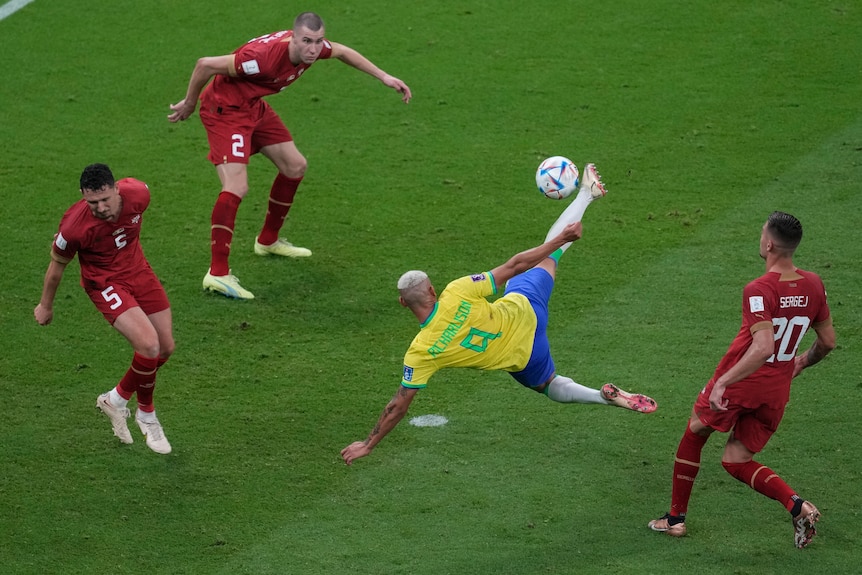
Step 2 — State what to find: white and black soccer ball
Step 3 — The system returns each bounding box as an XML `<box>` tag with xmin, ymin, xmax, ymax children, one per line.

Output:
<box><xmin>536</xmin><ymin>156</ymin><xmax>579</xmax><ymax>200</ymax></box>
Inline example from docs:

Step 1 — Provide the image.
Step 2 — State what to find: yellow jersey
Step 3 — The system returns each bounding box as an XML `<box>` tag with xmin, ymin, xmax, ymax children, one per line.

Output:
<box><xmin>401</xmin><ymin>272</ymin><xmax>537</xmax><ymax>388</ymax></box>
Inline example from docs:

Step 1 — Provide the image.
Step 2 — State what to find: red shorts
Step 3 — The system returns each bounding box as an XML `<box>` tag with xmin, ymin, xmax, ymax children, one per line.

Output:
<box><xmin>693</xmin><ymin>384</ymin><xmax>787</xmax><ymax>454</ymax></box>
<box><xmin>199</xmin><ymin>100</ymin><xmax>292</xmax><ymax>165</ymax></box>
<box><xmin>85</xmin><ymin>267</ymin><xmax>170</xmax><ymax>325</ymax></box>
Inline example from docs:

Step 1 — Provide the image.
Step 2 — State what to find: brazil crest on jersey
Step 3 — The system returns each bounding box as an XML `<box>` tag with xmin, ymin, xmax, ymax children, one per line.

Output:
<box><xmin>401</xmin><ymin>272</ymin><xmax>538</xmax><ymax>388</ymax></box>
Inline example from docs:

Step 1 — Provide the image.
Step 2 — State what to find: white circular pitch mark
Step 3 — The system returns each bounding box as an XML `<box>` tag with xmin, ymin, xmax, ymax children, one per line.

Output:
<box><xmin>409</xmin><ymin>414</ymin><xmax>449</xmax><ymax>427</ymax></box>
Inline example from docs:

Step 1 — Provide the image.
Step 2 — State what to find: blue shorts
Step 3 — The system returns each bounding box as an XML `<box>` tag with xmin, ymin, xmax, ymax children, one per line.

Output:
<box><xmin>505</xmin><ymin>266</ymin><xmax>555</xmax><ymax>388</ymax></box>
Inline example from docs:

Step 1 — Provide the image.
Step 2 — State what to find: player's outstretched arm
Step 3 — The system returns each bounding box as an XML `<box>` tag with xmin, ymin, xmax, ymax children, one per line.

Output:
<box><xmin>792</xmin><ymin>321</ymin><xmax>836</xmax><ymax>378</ymax></box>
<box><xmin>168</xmin><ymin>55</ymin><xmax>236</xmax><ymax>122</ymax></box>
<box><xmin>341</xmin><ymin>385</ymin><xmax>418</xmax><ymax>465</ymax></box>
<box><xmin>329</xmin><ymin>42</ymin><xmax>412</xmax><ymax>103</ymax></box>
<box><xmin>34</xmin><ymin>259</ymin><xmax>68</xmax><ymax>326</ymax></box>
<box><xmin>490</xmin><ymin>221</ymin><xmax>582</xmax><ymax>287</ymax></box>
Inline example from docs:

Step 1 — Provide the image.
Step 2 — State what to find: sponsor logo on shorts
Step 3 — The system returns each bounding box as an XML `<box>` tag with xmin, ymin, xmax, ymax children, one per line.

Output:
<box><xmin>403</xmin><ymin>365</ymin><xmax>414</xmax><ymax>381</ymax></box>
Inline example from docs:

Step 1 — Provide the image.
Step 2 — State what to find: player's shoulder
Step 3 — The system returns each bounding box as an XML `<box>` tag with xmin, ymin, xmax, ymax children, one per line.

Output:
<box><xmin>242</xmin><ymin>30</ymin><xmax>292</xmax><ymax>50</ymax></box>
<box><xmin>59</xmin><ymin>199</ymin><xmax>90</xmax><ymax>227</ymax></box>
<box><xmin>115</xmin><ymin>178</ymin><xmax>150</xmax><ymax>216</ymax></box>
<box><xmin>319</xmin><ymin>37</ymin><xmax>334</xmax><ymax>58</ymax></box>
<box><xmin>117</xmin><ymin>177</ymin><xmax>148</xmax><ymax>190</ymax></box>
<box><xmin>118</xmin><ymin>177</ymin><xmax>150</xmax><ymax>200</ymax></box>
<box><xmin>448</xmin><ymin>272</ymin><xmax>491</xmax><ymax>288</ymax></box>
<box><xmin>57</xmin><ymin>200</ymin><xmax>96</xmax><ymax>242</ymax></box>
<box><xmin>794</xmin><ymin>268</ymin><xmax>828</xmax><ymax>297</ymax></box>
<box><xmin>746</xmin><ymin>271</ymin><xmax>779</xmax><ymax>290</ymax></box>
<box><xmin>794</xmin><ymin>267</ymin><xmax>825</xmax><ymax>283</ymax></box>
<box><xmin>442</xmin><ymin>273</ymin><xmax>489</xmax><ymax>298</ymax></box>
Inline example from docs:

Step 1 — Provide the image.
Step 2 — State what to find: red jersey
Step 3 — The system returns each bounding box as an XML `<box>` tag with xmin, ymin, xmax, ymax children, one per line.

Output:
<box><xmin>201</xmin><ymin>30</ymin><xmax>334</xmax><ymax>109</ymax></box>
<box><xmin>51</xmin><ymin>178</ymin><xmax>151</xmax><ymax>290</ymax></box>
<box><xmin>713</xmin><ymin>269</ymin><xmax>831</xmax><ymax>408</ymax></box>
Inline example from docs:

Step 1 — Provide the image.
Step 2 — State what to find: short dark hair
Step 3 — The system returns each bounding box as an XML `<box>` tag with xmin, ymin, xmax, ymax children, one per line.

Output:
<box><xmin>766</xmin><ymin>211</ymin><xmax>803</xmax><ymax>250</ymax></box>
<box><xmin>294</xmin><ymin>11</ymin><xmax>324</xmax><ymax>32</ymax></box>
<box><xmin>80</xmin><ymin>163</ymin><xmax>115</xmax><ymax>192</ymax></box>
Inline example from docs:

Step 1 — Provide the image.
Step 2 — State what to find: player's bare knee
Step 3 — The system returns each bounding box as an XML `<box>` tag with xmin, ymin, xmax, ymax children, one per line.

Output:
<box><xmin>135</xmin><ymin>338</ymin><xmax>161</xmax><ymax>359</ymax></box>
<box><xmin>276</xmin><ymin>151</ymin><xmax>307</xmax><ymax>178</ymax></box>
<box><xmin>282</xmin><ymin>159</ymin><xmax>306</xmax><ymax>179</ymax></box>
<box><xmin>160</xmin><ymin>339</ymin><xmax>176</xmax><ymax>359</ymax></box>
<box><xmin>226</xmin><ymin>183</ymin><xmax>249</xmax><ymax>198</ymax></box>
<box><xmin>687</xmin><ymin>414</ymin><xmax>712</xmax><ymax>437</ymax></box>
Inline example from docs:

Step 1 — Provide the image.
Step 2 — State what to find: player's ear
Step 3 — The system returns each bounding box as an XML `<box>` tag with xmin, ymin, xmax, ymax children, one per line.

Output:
<box><xmin>398</xmin><ymin>296</ymin><xmax>408</xmax><ymax>308</ymax></box>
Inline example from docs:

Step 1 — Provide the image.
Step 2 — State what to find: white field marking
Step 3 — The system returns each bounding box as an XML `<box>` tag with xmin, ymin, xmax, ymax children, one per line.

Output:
<box><xmin>0</xmin><ymin>0</ymin><xmax>34</xmax><ymax>21</ymax></box>
<box><xmin>409</xmin><ymin>414</ymin><xmax>449</xmax><ymax>427</ymax></box>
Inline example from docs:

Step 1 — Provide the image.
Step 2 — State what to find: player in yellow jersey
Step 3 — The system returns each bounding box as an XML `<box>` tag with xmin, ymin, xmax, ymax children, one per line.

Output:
<box><xmin>342</xmin><ymin>165</ymin><xmax>657</xmax><ymax>465</ymax></box>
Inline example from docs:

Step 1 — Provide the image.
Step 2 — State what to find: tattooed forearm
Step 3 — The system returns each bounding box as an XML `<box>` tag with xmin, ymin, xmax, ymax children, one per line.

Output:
<box><xmin>365</xmin><ymin>390</ymin><xmax>413</xmax><ymax>445</ymax></box>
<box><xmin>805</xmin><ymin>339</ymin><xmax>831</xmax><ymax>368</ymax></box>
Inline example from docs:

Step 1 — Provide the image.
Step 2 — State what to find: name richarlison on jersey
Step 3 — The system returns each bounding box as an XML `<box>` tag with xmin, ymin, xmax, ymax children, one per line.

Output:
<box><xmin>427</xmin><ymin>301</ymin><xmax>472</xmax><ymax>357</ymax></box>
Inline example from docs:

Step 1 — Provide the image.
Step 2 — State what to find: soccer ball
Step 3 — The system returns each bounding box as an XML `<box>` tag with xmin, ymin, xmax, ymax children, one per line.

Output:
<box><xmin>536</xmin><ymin>156</ymin><xmax>579</xmax><ymax>200</ymax></box>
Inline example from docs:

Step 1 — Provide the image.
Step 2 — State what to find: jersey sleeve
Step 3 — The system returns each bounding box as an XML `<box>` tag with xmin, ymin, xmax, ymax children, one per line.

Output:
<box><xmin>741</xmin><ymin>279</ymin><xmax>774</xmax><ymax>333</ymax></box>
<box><xmin>51</xmin><ymin>232</ymin><xmax>77</xmax><ymax>263</ymax></box>
<box><xmin>318</xmin><ymin>39</ymin><xmax>333</xmax><ymax>60</ymax></box>
<box><xmin>116</xmin><ymin>178</ymin><xmax>151</xmax><ymax>212</ymax></box>
<box><xmin>401</xmin><ymin>342</ymin><xmax>437</xmax><ymax>389</ymax></box>
<box><xmin>51</xmin><ymin>208</ymin><xmax>84</xmax><ymax>264</ymax></box>
<box><xmin>444</xmin><ymin>273</ymin><xmax>497</xmax><ymax>300</ymax></box>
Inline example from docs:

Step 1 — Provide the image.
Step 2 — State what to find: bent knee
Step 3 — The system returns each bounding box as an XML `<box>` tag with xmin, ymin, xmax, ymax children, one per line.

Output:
<box><xmin>226</xmin><ymin>183</ymin><xmax>249</xmax><ymax>198</ymax></box>
<box><xmin>160</xmin><ymin>339</ymin><xmax>176</xmax><ymax>360</ymax></box>
<box><xmin>137</xmin><ymin>342</ymin><xmax>161</xmax><ymax>359</ymax></box>
<box><xmin>282</xmin><ymin>158</ymin><xmax>307</xmax><ymax>178</ymax></box>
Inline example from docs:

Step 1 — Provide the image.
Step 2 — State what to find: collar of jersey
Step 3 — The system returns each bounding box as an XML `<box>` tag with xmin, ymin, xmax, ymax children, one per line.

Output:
<box><xmin>419</xmin><ymin>302</ymin><xmax>438</xmax><ymax>329</ymax></box>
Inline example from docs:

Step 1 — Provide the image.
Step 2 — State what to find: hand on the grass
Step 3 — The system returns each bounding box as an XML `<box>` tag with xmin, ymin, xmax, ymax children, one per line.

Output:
<box><xmin>341</xmin><ymin>442</ymin><xmax>371</xmax><ymax>465</ymax></box>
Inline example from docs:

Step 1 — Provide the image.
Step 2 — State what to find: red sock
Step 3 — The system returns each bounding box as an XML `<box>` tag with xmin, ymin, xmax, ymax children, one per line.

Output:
<box><xmin>257</xmin><ymin>174</ymin><xmax>301</xmax><ymax>246</ymax></box>
<box><xmin>670</xmin><ymin>426</ymin><xmax>709</xmax><ymax>517</ymax></box>
<box><xmin>117</xmin><ymin>352</ymin><xmax>159</xmax><ymax>401</ymax></box>
<box><xmin>210</xmin><ymin>191</ymin><xmax>242</xmax><ymax>276</ymax></box>
<box><xmin>136</xmin><ymin>380</ymin><xmax>156</xmax><ymax>413</ymax></box>
<box><xmin>136</xmin><ymin>356</ymin><xmax>170</xmax><ymax>413</ymax></box>
<box><xmin>722</xmin><ymin>460</ymin><xmax>797</xmax><ymax>511</ymax></box>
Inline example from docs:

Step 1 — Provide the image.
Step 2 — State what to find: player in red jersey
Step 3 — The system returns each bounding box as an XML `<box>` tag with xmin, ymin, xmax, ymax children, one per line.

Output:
<box><xmin>648</xmin><ymin>211</ymin><xmax>836</xmax><ymax>548</ymax></box>
<box><xmin>34</xmin><ymin>164</ymin><xmax>175</xmax><ymax>454</ymax></box>
<box><xmin>168</xmin><ymin>11</ymin><xmax>412</xmax><ymax>300</ymax></box>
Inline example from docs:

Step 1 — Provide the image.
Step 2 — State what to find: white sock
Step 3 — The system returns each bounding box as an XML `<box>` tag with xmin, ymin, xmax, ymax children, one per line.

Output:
<box><xmin>544</xmin><ymin>187</ymin><xmax>594</xmax><ymax>252</ymax></box>
<box><xmin>108</xmin><ymin>388</ymin><xmax>128</xmax><ymax>409</ymax></box>
<box><xmin>136</xmin><ymin>409</ymin><xmax>158</xmax><ymax>423</ymax></box>
<box><xmin>545</xmin><ymin>375</ymin><xmax>606</xmax><ymax>404</ymax></box>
